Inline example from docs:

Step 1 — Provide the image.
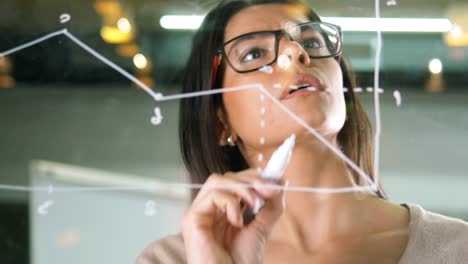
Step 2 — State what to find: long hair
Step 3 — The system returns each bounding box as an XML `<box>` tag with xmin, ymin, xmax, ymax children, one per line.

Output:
<box><xmin>179</xmin><ymin>0</ymin><xmax>386</xmax><ymax>199</ymax></box>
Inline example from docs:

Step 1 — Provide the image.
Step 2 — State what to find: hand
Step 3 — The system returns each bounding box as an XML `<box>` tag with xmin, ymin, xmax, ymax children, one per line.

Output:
<box><xmin>181</xmin><ymin>169</ymin><xmax>285</xmax><ymax>264</ymax></box>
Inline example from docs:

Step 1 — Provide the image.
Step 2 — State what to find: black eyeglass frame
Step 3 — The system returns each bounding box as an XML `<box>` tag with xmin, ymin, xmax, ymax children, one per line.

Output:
<box><xmin>216</xmin><ymin>21</ymin><xmax>343</xmax><ymax>74</ymax></box>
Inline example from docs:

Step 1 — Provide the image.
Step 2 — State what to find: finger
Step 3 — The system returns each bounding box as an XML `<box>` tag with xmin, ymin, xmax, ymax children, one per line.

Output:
<box><xmin>202</xmin><ymin>190</ymin><xmax>243</xmax><ymax>227</ymax></box>
<box><xmin>197</xmin><ymin>173</ymin><xmax>261</xmax><ymax>208</ymax></box>
<box><xmin>218</xmin><ymin>171</ymin><xmax>283</xmax><ymax>206</ymax></box>
<box><xmin>224</xmin><ymin>168</ymin><xmax>262</xmax><ymax>182</ymax></box>
<box><xmin>252</xmin><ymin>179</ymin><xmax>284</xmax><ymax>199</ymax></box>
<box><xmin>248</xmin><ymin>184</ymin><xmax>285</xmax><ymax>236</ymax></box>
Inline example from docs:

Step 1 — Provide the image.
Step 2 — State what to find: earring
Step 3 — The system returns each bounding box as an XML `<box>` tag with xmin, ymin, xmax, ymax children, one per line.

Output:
<box><xmin>227</xmin><ymin>135</ymin><xmax>236</xmax><ymax>147</ymax></box>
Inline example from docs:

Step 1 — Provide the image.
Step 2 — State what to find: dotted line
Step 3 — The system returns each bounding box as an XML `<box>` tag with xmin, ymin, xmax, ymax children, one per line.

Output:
<box><xmin>257</xmin><ymin>92</ymin><xmax>266</xmax><ymax>172</ymax></box>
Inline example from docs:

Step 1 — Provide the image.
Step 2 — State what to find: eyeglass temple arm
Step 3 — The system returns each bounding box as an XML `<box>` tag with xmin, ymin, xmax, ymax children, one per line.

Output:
<box><xmin>211</xmin><ymin>53</ymin><xmax>222</xmax><ymax>88</ymax></box>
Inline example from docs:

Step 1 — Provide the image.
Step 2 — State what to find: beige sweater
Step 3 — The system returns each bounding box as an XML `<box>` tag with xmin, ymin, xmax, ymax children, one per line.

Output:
<box><xmin>136</xmin><ymin>203</ymin><xmax>468</xmax><ymax>263</ymax></box>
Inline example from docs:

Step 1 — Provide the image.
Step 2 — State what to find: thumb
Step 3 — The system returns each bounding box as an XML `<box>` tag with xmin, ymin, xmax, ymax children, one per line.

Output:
<box><xmin>248</xmin><ymin>183</ymin><xmax>285</xmax><ymax>238</ymax></box>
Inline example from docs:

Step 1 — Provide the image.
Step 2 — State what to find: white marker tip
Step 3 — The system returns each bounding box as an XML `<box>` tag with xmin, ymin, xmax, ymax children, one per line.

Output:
<box><xmin>262</xmin><ymin>134</ymin><xmax>296</xmax><ymax>180</ymax></box>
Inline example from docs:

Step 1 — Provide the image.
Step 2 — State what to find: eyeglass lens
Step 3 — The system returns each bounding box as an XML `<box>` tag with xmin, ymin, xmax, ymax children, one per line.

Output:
<box><xmin>224</xmin><ymin>23</ymin><xmax>340</xmax><ymax>72</ymax></box>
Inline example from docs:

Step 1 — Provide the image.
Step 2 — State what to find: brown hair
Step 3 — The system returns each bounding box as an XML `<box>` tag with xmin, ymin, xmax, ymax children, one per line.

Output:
<box><xmin>179</xmin><ymin>0</ymin><xmax>386</xmax><ymax>199</ymax></box>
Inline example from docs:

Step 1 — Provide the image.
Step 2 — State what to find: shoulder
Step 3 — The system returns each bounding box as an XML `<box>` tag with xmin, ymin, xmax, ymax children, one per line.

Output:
<box><xmin>135</xmin><ymin>233</ymin><xmax>186</xmax><ymax>264</ymax></box>
<box><xmin>408</xmin><ymin>203</ymin><xmax>468</xmax><ymax>246</ymax></box>
<box><xmin>399</xmin><ymin>203</ymin><xmax>468</xmax><ymax>264</ymax></box>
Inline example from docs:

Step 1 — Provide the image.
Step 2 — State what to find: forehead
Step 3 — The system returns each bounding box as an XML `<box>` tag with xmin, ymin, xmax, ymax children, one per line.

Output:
<box><xmin>224</xmin><ymin>4</ymin><xmax>310</xmax><ymax>42</ymax></box>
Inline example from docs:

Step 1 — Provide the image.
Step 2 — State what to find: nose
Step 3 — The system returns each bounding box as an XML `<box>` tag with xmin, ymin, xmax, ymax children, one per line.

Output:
<box><xmin>277</xmin><ymin>37</ymin><xmax>311</xmax><ymax>67</ymax></box>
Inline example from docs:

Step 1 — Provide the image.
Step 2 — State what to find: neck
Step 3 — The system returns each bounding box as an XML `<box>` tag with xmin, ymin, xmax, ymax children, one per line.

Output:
<box><xmin>245</xmin><ymin>135</ymin><xmax>379</xmax><ymax>252</ymax></box>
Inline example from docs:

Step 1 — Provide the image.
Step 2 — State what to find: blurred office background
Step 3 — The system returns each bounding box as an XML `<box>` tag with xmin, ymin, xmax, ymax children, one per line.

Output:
<box><xmin>0</xmin><ymin>0</ymin><xmax>467</xmax><ymax>263</ymax></box>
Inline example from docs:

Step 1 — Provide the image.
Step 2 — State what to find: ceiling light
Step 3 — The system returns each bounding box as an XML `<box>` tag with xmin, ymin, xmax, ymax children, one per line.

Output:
<box><xmin>160</xmin><ymin>15</ymin><xmax>452</xmax><ymax>33</ymax></box>
<box><xmin>444</xmin><ymin>24</ymin><xmax>468</xmax><ymax>47</ymax></box>
<box><xmin>450</xmin><ymin>24</ymin><xmax>464</xmax><ymax>38</ymax></box>
<box><xmin>323</xmin><ymin>17</ymin><xmax>451</xmax><ymax>32</ymax></box>
<box><xmin>133</xmin><ymin>53</ymin><xmax>148</xmax><ymax>69</ymax></box>
<box><xmin>100</xmin><ymin>26</ymin><xmax>134</xmax><ymax>44</ymax></box>
<box><xmin>117</xmin><ymin>18</ymin><xmax>132</xmax><ymax>33</ymax></box>
<box><xmin>428</xmin><ymin>58</ymin><xmax>443</xmax><ymax>74</ymax></box>
<box><xmin>160</xmin><ymin>15</ymin><xmax>204</xmax><ymax>30</ymax></box>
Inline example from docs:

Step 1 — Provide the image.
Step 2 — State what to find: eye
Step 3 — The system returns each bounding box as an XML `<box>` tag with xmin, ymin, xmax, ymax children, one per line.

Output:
<box><xmin>300</xmin><ymin>38</ymin><xmax>323</xmax><ymax>49</ymax></box>
<box><xmin>241</xmin><ymin>47</ymin><xmax>265</xmax><ymax>62</ymax></box>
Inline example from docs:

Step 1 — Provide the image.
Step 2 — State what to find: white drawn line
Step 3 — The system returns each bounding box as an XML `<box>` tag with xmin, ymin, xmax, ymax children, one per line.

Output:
<box><xmin>0</xmin><ymin>28</ymin><xmax>381</xmax><ymax>195</ymax></box>
<box><xmin>386</xmin><ymin>0</ymin><xmax>397</xmax><ymax>6</ymax></box>
<box><xmin>62</xmin><ymin>30</ymin><xmax>163</xmax><ymax>101</ymax></box>
<box><xmin>353</xmin><ymin>87</ymin><xmax>363</xmax><ymax>93</ymax></box>
<box><xmin>393</xmin><ymin>90</ymin><xmax>402</xmax><ymax>106</ymax></box>
<box><xmin>259</xmin><ymin>86</ymin><xmax>377</xmax><ymax>189</ymax></box>
<box><xmin>0</xmin><ymin>184</ymin><xmax>33</xmax><ymax>192</ymax></box>
<box><xmin>37</xmin><ymin>200</ymin><xmax>55</xmax><ymax>215</ymax></box>
<box><xmin>0</xmin><ymin>182</ymin><xmax>374</xmax><ymax>194</ymax></box>
<box><xmin>0</xmin><ymin>29</ymin><xmax>67</xmax><ymax>57</ymax></box>
<box><xmin>150</xmin><ymin>106</ymin><xmax>163</xmax><ymax>125</ymax></box>
<box><xmin>0</xmin><ymin>84</ymin><xmax>377</xmax><ymax>193</ymax></box>
<box><xmin>60</xmin><ymin>13</ymin><xmax>71</xmax><ymax>24</ymax></box>
<box><xmin>158</xmin><ymin>83</ymin><xmax>258</xmax><ymax>101</ymax></box>
<box><xmin>373</xmin><ymin>0</ymin><xmax>383</xmax><ymax>190</ymax></box>
<box><xmin>0</xmin><ymin>29</ymin><xmax>163</xmax><ymax>101</ymax></box>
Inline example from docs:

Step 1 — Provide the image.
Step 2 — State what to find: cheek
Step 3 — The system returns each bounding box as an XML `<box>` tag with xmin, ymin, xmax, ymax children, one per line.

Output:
<box><xmin>222</xmin><ymin>68</ymin><xmax>278</xmax><ymax>145</ymax></box>
<box><xmin>329</xmin><ymin>61</ymin><xmax>343</xmax><ymax>92</ymax></box>
<box><xmin>323</xmin><ymin>61</ymin><xmax>346</xmax><ymax>133</ymax></box>
<box><xmin>223</xmin><ymin>89</ymin><xmax>267</xmax><ymax>144</ymax></box>
<box><xmin>326</xmin><ymin>90</ymin><xmax>347</xmax><ymax>134</ymax></box>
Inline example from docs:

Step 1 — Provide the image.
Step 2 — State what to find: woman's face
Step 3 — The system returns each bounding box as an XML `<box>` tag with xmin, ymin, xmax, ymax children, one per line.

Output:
<box><xmin>219</xmin><ymin>4</ymin><xmax>346</xmax><ymax>153</ymax></box>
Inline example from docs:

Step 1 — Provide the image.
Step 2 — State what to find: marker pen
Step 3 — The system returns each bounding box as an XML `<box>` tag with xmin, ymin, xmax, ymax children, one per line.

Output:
<box><xmin>243</xmin><ymin>134</ymin><xmax>296</xmax><ymax>224</ymax></box>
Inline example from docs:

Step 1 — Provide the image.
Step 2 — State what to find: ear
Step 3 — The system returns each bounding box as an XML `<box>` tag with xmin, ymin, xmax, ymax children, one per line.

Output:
<box><xmin>216</xmin><ymin>107</ymin><xmax>237</xmax><ymax>146</ymax></box>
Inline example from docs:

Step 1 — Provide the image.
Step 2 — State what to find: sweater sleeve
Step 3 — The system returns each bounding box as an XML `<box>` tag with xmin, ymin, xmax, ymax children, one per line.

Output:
<box><xmin>135</xmin><ymin>234</ymin><xmax>186</xmax><ymax>264</ymax></box>
<box><xmin>399</xmin><ymin>203</ymin><xmax>468</xmax><ymax>264</ymax></box>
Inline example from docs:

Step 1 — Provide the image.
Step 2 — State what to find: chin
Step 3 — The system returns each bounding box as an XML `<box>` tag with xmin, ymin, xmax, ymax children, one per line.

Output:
<box><xmin>290</xmin><ymin>111</ymin><xmax>345</xmax><ymax>140</ymax></box>
<box><xmin>325</xmin><ymin>113</ymin><xmax>346</xmax><ymax>133</ymax></box>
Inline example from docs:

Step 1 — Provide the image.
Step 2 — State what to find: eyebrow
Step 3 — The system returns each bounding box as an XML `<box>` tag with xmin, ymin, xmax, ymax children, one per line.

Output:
<box><xmin>224</xmin><ymin>20</ymin><xmax>311</xmax><ymax>55</ymax></box>
<box><xmin>226</xmin><ymin>33</ymin><xmax>268</xmax><ymax>56</ymax></box>
<box><xmin>285</xmin><ymin>19</ymin><xmax>309</xmax><ymax>29</ymax></box>
<box><xmin>226</xmin><ymin>34</ymin><xmax>255</xmax><ymax>56</ymax></box>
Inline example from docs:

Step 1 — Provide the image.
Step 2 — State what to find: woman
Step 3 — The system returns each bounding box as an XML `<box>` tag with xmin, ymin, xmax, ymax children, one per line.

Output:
<box><xmin>137</xmin><ymin>0</ymin><xmax>468</xmax><ymax>263</ymax></box>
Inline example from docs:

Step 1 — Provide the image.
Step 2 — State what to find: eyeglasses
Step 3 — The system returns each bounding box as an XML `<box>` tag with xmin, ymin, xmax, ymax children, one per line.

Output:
<box><xmin>217</xmin><ymin>22</ymin><xmax>342</xmax><ymax>73</ymax></box>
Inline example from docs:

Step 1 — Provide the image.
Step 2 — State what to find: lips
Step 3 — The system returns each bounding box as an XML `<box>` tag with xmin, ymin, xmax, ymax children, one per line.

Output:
<box><xmin>281</xmin><ymin>73</ymin><xmax>324</xmax><ymax>100</ymax></box>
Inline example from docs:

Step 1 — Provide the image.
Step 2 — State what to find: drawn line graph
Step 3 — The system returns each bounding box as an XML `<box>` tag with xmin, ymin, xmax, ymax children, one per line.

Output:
<box><xmin>0</xmin><ymin>182</ymin><xmax>375</xmax><ymax>194</ymax></box>
<box><xmin>0</xmin><ymin>29</ymin><xmax>162</xmax><ymax>101</ymax></box>
<box><xmin>372</xmin><ymin>0</ymin><xmax>383</xmax><ymax>191</ymax></box>
<box><xmin>0</xmin><ymin>22</ymin><xmax>384</xmax><ymax>195</ymax></box>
